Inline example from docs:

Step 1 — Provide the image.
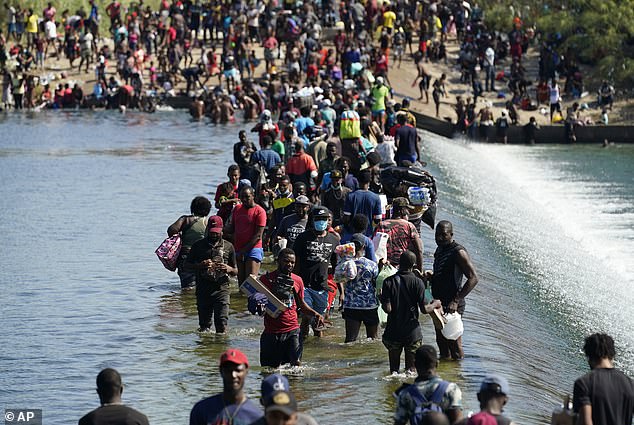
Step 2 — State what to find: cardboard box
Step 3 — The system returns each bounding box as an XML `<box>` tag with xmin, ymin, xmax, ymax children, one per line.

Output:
<box><xmin>239</xmin><ymin>275</ymin><xmax>288</xmax><ymax>318</ymax></box>
<box><xmin>430</xmin><ymin>308</ymin><xmax>447</xmax><ymax>330</ymax></box>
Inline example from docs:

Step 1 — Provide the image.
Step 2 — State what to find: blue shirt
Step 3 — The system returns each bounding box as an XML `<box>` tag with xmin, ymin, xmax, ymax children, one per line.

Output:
<box><xmin>344</xmin><ymin>257</ymin><xmax>379</xmax><ymax>309</ymax></box>
<box><xmin>190</xmin><ymin>394</ymin><xmax>263</xmax><ymax>425</ymax></box>
<box><xmin>294</xmin><ymin>116</ymin><xmax>315</xmax><ymax>146</ymax></box>
<box><xmin>251</xmin><ymin>148</ymin><xmax>281</xmax><ymax>172</ymax></box>
<box><xmin>343</xmin><ymin>189</ymin><xmax>383</xmax><ymax>237</ymax></box>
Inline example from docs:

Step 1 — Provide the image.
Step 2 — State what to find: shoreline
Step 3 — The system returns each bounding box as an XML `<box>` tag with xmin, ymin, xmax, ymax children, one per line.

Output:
<box><xmin>7</xmin><ymin>34</ymin><xmax>632</xmax><ymax>144</ymax></box>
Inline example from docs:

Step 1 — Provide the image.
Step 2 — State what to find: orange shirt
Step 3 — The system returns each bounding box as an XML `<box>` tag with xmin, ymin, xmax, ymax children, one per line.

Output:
<box><xmin>286</xmin><ymin>152</ymin><xmax>317</xmax><ymax>176</ymax></box>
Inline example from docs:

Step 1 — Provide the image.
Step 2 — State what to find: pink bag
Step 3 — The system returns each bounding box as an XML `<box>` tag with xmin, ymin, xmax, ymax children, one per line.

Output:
<box><xmin>155</xmin><ymin>234</ymin><xmax>182</xmax><ymax>271</ymax></box>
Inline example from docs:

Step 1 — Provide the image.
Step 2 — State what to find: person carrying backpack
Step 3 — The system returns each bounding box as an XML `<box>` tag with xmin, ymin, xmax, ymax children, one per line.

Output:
<box><xmin>394</xmin><ymin>345</ymin><xmax>463</xmax><ymax>425</ymax></box>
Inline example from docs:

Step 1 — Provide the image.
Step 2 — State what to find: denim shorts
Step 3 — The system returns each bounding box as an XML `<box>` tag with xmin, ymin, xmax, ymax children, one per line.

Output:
<box><xmin>303</xmin><ymin>287</ymin><xmax>328</xmax><ymax>315</ymax></box>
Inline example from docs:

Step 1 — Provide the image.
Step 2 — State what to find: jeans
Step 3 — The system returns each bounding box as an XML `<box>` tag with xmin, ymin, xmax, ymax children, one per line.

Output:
<box><xmin>484</xmin><ymin>65</ymin><xmax>495</xmax><ymax>92</ymax></box>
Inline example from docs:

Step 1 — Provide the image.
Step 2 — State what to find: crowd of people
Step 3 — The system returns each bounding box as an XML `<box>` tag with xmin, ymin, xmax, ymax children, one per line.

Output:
<box><xmin>4</xmin><ymin>0</ymin><xmax>628</xmax><ymax>424</ymax></box>
<box><xmin>1</xmin><ymin>0</ymin><xmax>617</xmax><ymax>131</ymax></box>
<box><xmin>80</xmin><ymin>332</ymin><xmax>634</xmax><ymax>424</ymax></box>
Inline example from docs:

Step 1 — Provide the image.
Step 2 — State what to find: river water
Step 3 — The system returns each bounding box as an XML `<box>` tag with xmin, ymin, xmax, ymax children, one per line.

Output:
<box><xmin>0</xmin><ymin>111</ymin><xmax>632</xmax><ymax>424</ymax></box>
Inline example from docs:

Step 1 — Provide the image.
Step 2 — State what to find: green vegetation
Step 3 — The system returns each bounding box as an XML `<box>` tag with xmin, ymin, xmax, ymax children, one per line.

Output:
<box><xmin>478</xmin><ymin>0</ymin><xmax>634</xmax><ymax>88</ymax></box>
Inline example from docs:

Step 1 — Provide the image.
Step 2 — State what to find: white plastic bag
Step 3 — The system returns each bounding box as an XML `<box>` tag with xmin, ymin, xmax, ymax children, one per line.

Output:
<box><xmin>441</xmin><ymin>313</ymin><xmax>464</xmax><ymax>340</ymax></box>
<box><xmin>373</xmin><ymin>232</ymin><xmax>389</xmax><ymax>263</ymax></box>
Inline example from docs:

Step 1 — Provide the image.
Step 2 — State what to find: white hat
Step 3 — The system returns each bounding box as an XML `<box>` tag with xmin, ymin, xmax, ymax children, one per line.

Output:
<box><xmin>376</xmin><ymin>76</ymin><xmax>384</xmax><ymax>85</ymax></box>
<box><xmin>323</xmin><ymin>99</ymin><xmax>332</xmax><ymax>106</ymax></box>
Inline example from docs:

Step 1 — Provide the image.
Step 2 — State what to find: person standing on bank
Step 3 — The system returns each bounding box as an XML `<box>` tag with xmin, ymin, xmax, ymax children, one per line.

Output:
<box><xmin>190</xmin><ymin>349</ymin><xmax>263</xmax><ymax>425</ymax></box>
<box><xmin>167</xmin><ymin>196</ymin><xmax>211</xmax><ymax>289</ymax></box>
<box><xmin>79</xmin><ymin>368</ymin><xmax>149</xmax><ymax>425</ymax></box>
<box><xmin>185</xmin><ymin>216</ymin><xmax>237</xmax><ymax>333</ymax></box>
<box><xmin>428</xmin><ymin>220</ymin><xmax>478</xmax><ymax>360</ymax></box>
<box><xmin>573</xmin><ymin>333</ymin><xmax>634</xmax><ymax>425</ymax></box>
<box><xmin>226</xmin><ymin>186</ymin><xmax>267</xmax><ymax>285</ymax></box>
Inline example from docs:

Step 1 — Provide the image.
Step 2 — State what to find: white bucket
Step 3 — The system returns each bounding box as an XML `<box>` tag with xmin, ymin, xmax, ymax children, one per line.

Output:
<box><xmin>441</xmin><ymin>312</ymin><xmax>464</xmax><ymax>340</ymax></box>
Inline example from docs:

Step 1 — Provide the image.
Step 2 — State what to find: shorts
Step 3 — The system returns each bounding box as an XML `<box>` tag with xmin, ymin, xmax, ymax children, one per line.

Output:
<box><xmin>382</xmin><ymin>336</ymin><xmax>423</xmax><ymax>353</ymax></box>
<box><xmin>8</xmin><ymin>23</ymin><xmax>16</xmax><ymax>34</ymax></box>
<box><xmin>260</xmin><ymin>329</ymin><xmax>301</xmax><ymax>367</ymax></box>
<box><xmin>372</xmin><ymin>109</ymin><xmax>386</xmax><ymax>117</ymax></box>
<box><xmin>224</xmin><ymin>68</ymin><xmax>239</xmax><ymax>79</ymax></box>
<box><xmin>303</xmin><ymin>287</ymin><xmax>328</xmax><ymax>315</ymax></box>
<box><xmin>342</xmin><ymin>308</ymin><xmax>379</xmax><ymax>326</ymax></box>
<box><xmin>240</xmin><ymin>247</ymin><xmax>264</xmax><ymax>263</ymax></box>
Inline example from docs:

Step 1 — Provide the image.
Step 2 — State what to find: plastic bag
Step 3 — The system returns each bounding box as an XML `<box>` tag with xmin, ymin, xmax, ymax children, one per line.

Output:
<box><xmin>155</xmin><ymin>234</ymin><xmax>182</xmax><ymax>271</ymax></box>
<box><xmin>441</xmin><ymin>312</ymin><xmax>464</xmax><ymax>340</ymax></box>
<box><xmin>334</xmin><ymin>259</ymin><xmax>358</xmax><ymax>283</ymax></box>
<box><xmin>334</xmin><ymin>243</ymin><xmax>357</xmax><ymax>283</ymax></box>
<box><xmin>376</xmin><ymin>263</ymin><xmax>397</xmax><ymax>327</ymax></box>
<box><xmin>373</xmin><ymin>232</ymin><xmax>389</xmax><ymax>263</ymax></box>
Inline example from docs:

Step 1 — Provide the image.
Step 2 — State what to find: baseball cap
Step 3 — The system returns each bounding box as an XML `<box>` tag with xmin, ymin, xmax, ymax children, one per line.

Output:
<box><xmin>351</xmin><ymin>233</ymin><xmax>366</xmax><ymax>249</ymax></box>
<box><xmin>261</xmin><ymin>374</ymin><xmax>289</xmax><ymax>404</ymax></box>
<box><xmin>207</xmin><ymin>215</ymin><xmax>224</xmax><ymax>233</ymax></box>
<box><xmin>467</xmin><ymin>412</ymin><xmax>497</xmax><ymax>425</ymax></box>
<box><xmin>479</xmin><ymin>374</ymin><xmax>509</xmax><ymax>396</ymax></box>
<box><xmin>294</xmin><ymin>195</ymin><xmax>311</xmax><ymax>206</ymax></box>
<box><xmin>392</xmin><ymin>197</ymin><xmax>415</xmax><ymax>210</ymax></box>
<box><xmin>219</xmin><ymin>348</ymin><xmax>249</xmax><ymax>368</ymax></box>
<box><xmin>265</xmin><ymin>390</ymin><xmax>298</xmax><ymax>416</ymax></box>
<box><xmin>310</xmin><ymin>206</ymin><xmax>330</xmax><ymax>219</ymax></box>
<box><xmin>330</xmin><ymin>169</ymin><xmax>343</xmax><ymax>179</ymax></box>
<box><xmin>376</xmin><ymin>76</ymin><xmax>384</xmax><ymax>85</ymax></box>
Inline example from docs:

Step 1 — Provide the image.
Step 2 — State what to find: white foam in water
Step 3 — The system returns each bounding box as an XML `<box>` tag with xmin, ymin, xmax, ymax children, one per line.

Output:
<box><xmin>425</xmin><ymin>136</ymin><xmax>634</xmax><ymax>372</ymax></box>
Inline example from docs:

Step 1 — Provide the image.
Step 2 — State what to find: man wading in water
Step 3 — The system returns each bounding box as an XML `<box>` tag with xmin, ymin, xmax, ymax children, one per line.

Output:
<box><xmin>189</xmin><ymin>349</ymin><xmax>263</xmax><ymax>424</ymax></box>
<box><xmin>428</xmin><ymin>220</ymin><xmax>478</xmax><ymax>360</ymax></box>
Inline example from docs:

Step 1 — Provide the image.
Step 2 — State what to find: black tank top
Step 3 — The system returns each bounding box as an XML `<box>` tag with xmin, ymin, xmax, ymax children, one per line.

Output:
<box><xmin>431</xmin><ymin>241</ymin><xmax>465</xmax><ymax>305</ymax></box>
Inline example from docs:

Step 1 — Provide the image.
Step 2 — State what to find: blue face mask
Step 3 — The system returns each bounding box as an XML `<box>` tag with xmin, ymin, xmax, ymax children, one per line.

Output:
<box><xmin>314</xmin><ymin>219</ymin><xmax>328</xmax><ymax>231</ymax></box>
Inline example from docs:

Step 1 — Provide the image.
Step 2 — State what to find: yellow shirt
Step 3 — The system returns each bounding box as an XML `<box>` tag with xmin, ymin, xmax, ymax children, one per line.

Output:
<box><xmin>383</xmin><ymin>11</ymin><xmax>396</xmax><ymax>29</ymax></box>
<box><xmin>26</xmin><ymin>14</ymin><xmax>39</xmax><ymax>33</ymax></box>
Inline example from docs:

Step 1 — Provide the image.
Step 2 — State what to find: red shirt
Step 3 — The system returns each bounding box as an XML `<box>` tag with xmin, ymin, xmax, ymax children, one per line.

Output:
<box><xmin>231</xmin><ymin>203</ymin><xmax>266</xmax><ymax>251</ymax></box>
<box><xmin>261</xmin><ymin>271</ymin><xmax>304</xmax><ymax>334</ymax></box>
<box><xmin>286</xmin><ymin>152</ymin><xmax>317</xmax><ymax>176</ymax></box>
<box><xmin>307</xmin><ymin>63</ymin><xmax>319</xmax><ymax>78</ymax></box>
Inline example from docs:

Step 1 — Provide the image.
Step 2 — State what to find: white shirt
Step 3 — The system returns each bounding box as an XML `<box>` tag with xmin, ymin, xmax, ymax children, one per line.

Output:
<box><xmin>45</xmin><ymin>20</ymin><xmax>57</xmax><ymax>39</ymax></box>
<box><xmin>80</xmin><ymin>32</ymin><xmax>93</xmax><ymax>51</ymax></box>
<box><xmin>484</xmin><ymin>47</ymin><xmax>495</xmax><ymax>67</ymax></box>
<box><xmin>7</xmin><ymin>6</ymin><xmax>16</xmax><ymax>24</ymax></box>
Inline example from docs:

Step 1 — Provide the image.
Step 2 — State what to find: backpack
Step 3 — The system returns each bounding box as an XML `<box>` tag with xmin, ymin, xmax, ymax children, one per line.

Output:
<box><xmin>399</xmin><ymin>380</ymin><xmax>450</xmax><ymax>425</ymax></box>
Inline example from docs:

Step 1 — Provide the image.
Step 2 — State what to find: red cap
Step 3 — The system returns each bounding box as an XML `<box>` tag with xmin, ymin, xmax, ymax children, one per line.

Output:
<box><xmin>207</xmin><ymin>215</ymin><xmax>224</xmax><ymax>233</ymax></box>
<box><xmin>219</xmin><ymin>348</ymin><xmax>249</xmax><ymax>367</ymax></box>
